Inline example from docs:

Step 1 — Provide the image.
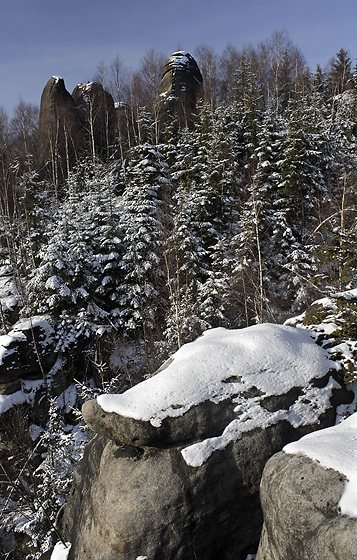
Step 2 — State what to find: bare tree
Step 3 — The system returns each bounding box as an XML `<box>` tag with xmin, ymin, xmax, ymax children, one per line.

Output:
<box><xmin>10</xmin><ymin>101</ymin><xmax>39</xmax><ymax>169</ymax></box>
<box><xmin>218</xmin><ymin>44</ymin><xmax>242</xmax><ymax>104</ymax></box>
<box><xmin>265</xmin><ymin>30</ymin><xmax>307</xmax><ymax>110</ymax></box>
<box><xmin>138</xmin><ymin>48</ymin><xmax>167</xmax><ymax>111</ymax></box>
<box><xmin>93</xmin><ymin>60</ymin><xmax>109</xmax><ymax>90</ymax></box>
<box><xmin>0</xmin><ymin>107</ymin><xmax>14</xmax><ymax>214</ymax></box>
<box><xmin>194</xmin><ymin>45</ymin><xmax>218</xmax><ymax>109</ymax></box>
<box><xmin>109</xmin><ymin>55</ymin><xmax>128</xmax><ymax>104</ymax></box>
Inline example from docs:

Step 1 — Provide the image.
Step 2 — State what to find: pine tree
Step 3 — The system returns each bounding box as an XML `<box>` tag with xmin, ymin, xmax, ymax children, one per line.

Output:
<box><xmin>117</xmin><ymin>142</ymin><xmax>170</xmax><ymax>338</ymax></box>
<box><xmin>27</xmin><ymin>160</ymin><xmax>123</xmax><ymax>329</ymax></box>
<box><xmin>330</xmin><ymin>48</ymin><xmax>353</xmax><ymax>96</ymax></box>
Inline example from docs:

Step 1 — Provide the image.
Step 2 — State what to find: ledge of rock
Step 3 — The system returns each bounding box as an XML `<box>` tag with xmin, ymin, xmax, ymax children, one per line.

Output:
<box><xmin>83</xmin><ymin>324</ymin><xmax>351</xmax><ymax>456</ymax></box>
<box><xmin>60</xmin><ymin>324</ymin><xmax>354</xmax><ymax>560</ymax></box>
<box><xmin>256</xmin><ymin>414</ymin><xmax>357</xmax><ymax>559</ymax></box>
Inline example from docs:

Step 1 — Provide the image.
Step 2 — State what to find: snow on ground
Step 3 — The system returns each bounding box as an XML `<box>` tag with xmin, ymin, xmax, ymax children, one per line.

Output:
<box><xmin>50</xmin><ymin>541</ymin><xmax>71</xmax><ymax>560</ymax></box>
<box><xmin>0</xmin><ymin>270</ymin><xmax>19</xmax><ymax>314</ymax></box>
<box><xmin>285</xmin><ymin>289</ymin><xmax>357</xmax><ymax>383</ymax></box>
<box><xmin>284</xmin><ymin>412</ymin><xmax>357</xmax><ymax>518</ymax></box>
<box><xmin>98</xmin><ymin>324</ymin><xmax>338</xmax><ymax>467</ymax></box>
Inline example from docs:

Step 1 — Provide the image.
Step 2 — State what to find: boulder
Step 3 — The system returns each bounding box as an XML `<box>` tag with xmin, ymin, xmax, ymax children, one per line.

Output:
<box><xmin>59</xmin><ymin>324</ymin><xmax>354</xmax><ymax>560</ymax></box>
<box><xmin>256</xmin><ymin>414</ymin><xmax>357</xmax><ymax>559</ymax></box>
<box><xmin>156</xmin><ymin>51</ymin><xmax>203</xmax><ymax>129</ymax></box>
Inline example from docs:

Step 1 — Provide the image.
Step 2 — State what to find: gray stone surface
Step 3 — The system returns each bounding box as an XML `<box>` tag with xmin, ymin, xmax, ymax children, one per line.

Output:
<box><xmin>156</xmin><ymin>51</ymin><xmax>203</xmax><ymax>129</ymax></box>
<box><xmin>256</xmin><ymin>451</ymin><xmax>357</xmax><ymax>560</ymax></box>
<box><xmin>82</xmin><ymin>393</ymin><xmax>238</xmax><ymax>447</ymax></box>
<box><xmin>72</xmin><ymin>81</ymin><xmax>117</xmax><ymax>158</ymax></box>
<box><xmin>38</xmin><ymin>76</ymin><xmax>85</xmax><ymax>178</ymax></box>
<box><xmin>38</xmin><ymin>77</ymin><xmax>117</xmax><ymax>179</ymax></box>
<box><xmin>60</xmin><ymin>385</ymin><xmax>353</xmax><ymax>559</ymax></box>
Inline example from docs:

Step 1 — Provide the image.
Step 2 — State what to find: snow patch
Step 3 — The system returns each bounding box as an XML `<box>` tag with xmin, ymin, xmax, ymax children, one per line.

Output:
<box><xmin>332</xmin><ymin>287</ymin><xmax>357</xmax><ymax>300</ymax></box>
<box><xmin>284</xmin><ymin>412</ymin><xmax>357</xmax><ymax>518</ymax></box>
<box><xmin>0</xmin><ymin>380</ymin><xmax>43</xmax><ymax>415</ymax></box>
<box><xmin>50</xmin><ymin>541</ymin><xmax>71</xmax><ymax>560</ymax></box>
<box><xmin>182</xmin><ymin>377</ymin><xmax>339</xmax><ymax>467</ymax></box>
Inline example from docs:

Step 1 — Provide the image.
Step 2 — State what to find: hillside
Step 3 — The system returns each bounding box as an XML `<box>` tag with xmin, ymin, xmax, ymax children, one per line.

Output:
<box><xmin>0</xmin><ymin>45</ymin><xmax>356</xmax><ymax>558</ymax></box>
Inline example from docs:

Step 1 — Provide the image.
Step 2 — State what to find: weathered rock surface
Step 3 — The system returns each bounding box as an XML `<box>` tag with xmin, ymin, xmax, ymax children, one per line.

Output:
<box><xmin>58</xmin><ymin>325</ymin><xmax>354</xmax><ymax>560</ymax></box>
<box><xmin>82</xmin><ymin>392</ymin><xmax>238</xmax><ymax>447</ymax></box>
<box><xmin>156</xmin><ymin>51</ymin><xmax>203</xmax><ymax>128</ymax></box>
<box><xmin>38</xmin><ymin>77</ymin><xmax>117</xmax><ymax>180</ymax></box>
<box><xmin>256</xmin><ymin>451</ymin><xmax>357</xmax><ymax>559</ymax></box>
<box><xmin>72</xmin><ymin>81</ymin><xmax>117</xmax><ymax>159</ymax></box>
<box><xmin>38</xmin><ymin>77</ymin><xmax>85</xmax><ymax>179</ymax></box>
<box><xmin>0</xmin><ymin>316</ymin><xmax>56</xmax><ymax>395</ymax></box>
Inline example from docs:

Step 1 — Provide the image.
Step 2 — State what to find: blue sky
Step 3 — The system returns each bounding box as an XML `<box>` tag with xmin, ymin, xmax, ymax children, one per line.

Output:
<box><xmin>1</xmin><ymin>0</ymin><xmax>357</xmax><ymax>115</ymax></box>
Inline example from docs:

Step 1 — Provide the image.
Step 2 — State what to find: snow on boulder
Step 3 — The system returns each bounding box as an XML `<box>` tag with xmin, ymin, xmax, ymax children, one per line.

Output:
<box><xmin>284</xmin><ymin>412</ymin><xmax>357</xmax><ymax>517</ymax></box>
<box><xmin>83</xmin><ymin>324</ymin><xmax>349</xmax><ymax>462</ymax></box>
<box><xmin>62</xmin><ymin>324</ymin><xmax>353</xmax><ymax>560</ymax></box>
<box><xmin>256</xmin><ymin>413</ymin><xmax>357</xmax><ymax>559</ymax></box>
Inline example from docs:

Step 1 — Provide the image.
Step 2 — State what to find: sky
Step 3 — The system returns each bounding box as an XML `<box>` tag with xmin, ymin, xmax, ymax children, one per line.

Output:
<box><xmin>1</xmin><ymin>0</ymin><xmax>357</xmax><ymax>116</ymax></box>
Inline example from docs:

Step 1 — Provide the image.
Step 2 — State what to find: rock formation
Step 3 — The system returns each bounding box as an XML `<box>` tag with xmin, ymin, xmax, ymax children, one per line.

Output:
<box><xmin>156</xmin><ymin>51</ymin><xmax>203</xmax><ymax>129</ymax></box>
<box><xmin>38</xmin><ymin>77</ymin><xmax>85</xmax><ymax>182</ymax></box>
<box><xmin>256</xmin><ymin>415</ymin><xmax>357</xmax><ymax>559</ymax></box>
<box><xmin>38</xmin><ymin>78</ymin><xmax>117</xmax><ymax>182</ymax></box>
<box><xmin>57</xmin><ymin>324</ymin><xmax>353</xmax><ymax>560</ymax></box>
<box><xmin>0</xmin><ymin>264</ymin><xmax>20</xmax><ymax>328</ymax></box>
<box><xmin>72</xmin><ymin>81</ymin><xmax>117</xmax><ymax>160</ymax></box>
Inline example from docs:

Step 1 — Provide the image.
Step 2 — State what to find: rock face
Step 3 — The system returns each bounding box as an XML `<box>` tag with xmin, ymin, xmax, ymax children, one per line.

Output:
<box><xmin>72</xmin><ymin>81</ymin><xmax>117</xmax><ymax>159</ymax></box>
<box><xmin>58</xmin><ymin>325</ymin><xmax>354</xmax><ymax>560</ymax></box>
<box><xmin>38</xmin><ymin>77</ymin><xmax>85</xmax><ymax>181</ymax></box>
<box><xmin>38</xmin><ymin>77</ymin><xmax>117</xmax><ymax>181</ymax></box>
<box><xmin>156</xmin><ymin>51</ymin><xmax>203</xmax><ymax>129</ymax></box>
<box><xmin>256</xmin><ymin>450</ymin><xmax>357</xmax><ymax>559</ymax></box>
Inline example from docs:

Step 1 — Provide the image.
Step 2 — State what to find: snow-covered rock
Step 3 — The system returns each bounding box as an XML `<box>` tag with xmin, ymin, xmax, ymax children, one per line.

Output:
<box><xmin>285</xmin><ymin>288</ymin><xmax>357</xmax><ymax>384</ymax></box>
<box><xmin>0</xmin><ymin>315</ymin><xmax>56</xmax><ymax>397</ymax></box>
<box><xmin>60</xmin><ymin>324</ymin><xmax>353</xmax><ymax>560</ymax></box>
<box><xmin>156</xmin><ymin>50</ymin><xmax>203</xmax><ymax>128</ymax></box>
<box><xmin>84</xmin><ymin>324</ymin><xmax>349</xmax><ymax>456</ymax></box>
<box><xmin>256</xmin><ymin>413</ymin><xmax>357</xmax><ymax>559</ymax></box>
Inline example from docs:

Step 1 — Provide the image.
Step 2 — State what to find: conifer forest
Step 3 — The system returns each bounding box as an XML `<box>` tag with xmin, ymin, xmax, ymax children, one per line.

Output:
<box><xmin>0</xmin><ymin>32</ymin><xmax>357</xmax><ymax>558</ymax></box>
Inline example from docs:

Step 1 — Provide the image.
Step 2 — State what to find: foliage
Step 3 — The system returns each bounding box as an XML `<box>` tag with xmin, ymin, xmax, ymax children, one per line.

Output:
<box><xmin>287</xmin><ymin>292</ymin><xmax>357</xmax><ymax>384</ymax></box>
<box><xmin>1</xmin><ymin>40</ymin><xmax>357</xmax><ymax>558</ymax></box>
